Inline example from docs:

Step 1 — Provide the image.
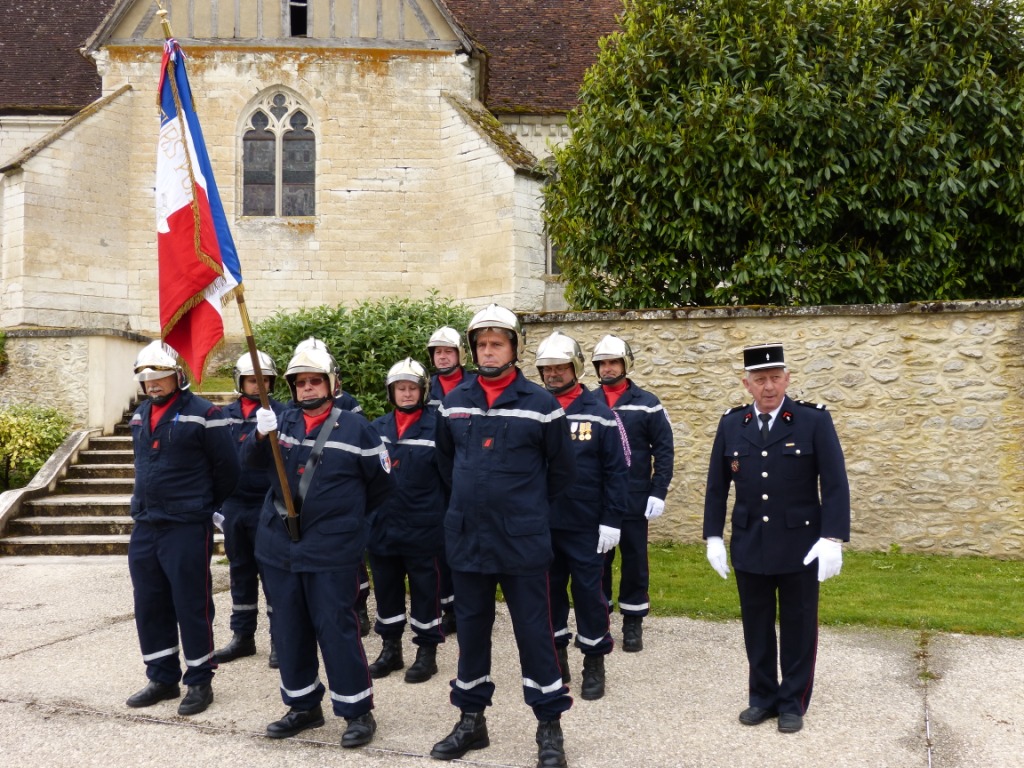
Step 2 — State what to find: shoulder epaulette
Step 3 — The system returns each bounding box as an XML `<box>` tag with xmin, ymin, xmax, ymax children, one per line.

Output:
<box><xmin>723</xmin><ymin>403</ymin><xmax>749</xmax><ymax>416</ymax></box>
<box><xmin>795</xmin><ymin>399</ymin><xmax>827</xmax><ymax>410</ymax></box>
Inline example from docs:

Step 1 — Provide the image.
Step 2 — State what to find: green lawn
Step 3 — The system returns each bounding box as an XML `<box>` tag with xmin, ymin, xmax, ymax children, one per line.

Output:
<box><xmin>642</xmin><ymin>543</ymin><xmax>1024</xmax><ymax>637</ymax></box>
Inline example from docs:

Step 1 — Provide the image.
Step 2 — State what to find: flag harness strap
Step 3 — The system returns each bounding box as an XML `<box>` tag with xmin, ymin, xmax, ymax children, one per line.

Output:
<box><xmin>274</xmin><ymin>408</ymin><xmax>342</xmax><ymax>523</ymax></box>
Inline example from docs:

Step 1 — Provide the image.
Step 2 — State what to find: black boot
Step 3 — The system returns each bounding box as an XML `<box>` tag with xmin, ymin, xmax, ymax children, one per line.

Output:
<box><xmin>404</xmin><ymin>644</ymin><xmax>438</xmax><ymax>683</ymax></box>
<box><xmin>214</xmin><ymin>633</ymin><xmax>256</xmax><ymax>663</ymax></box>
<box><xmin>368</xmin><ymin>637</ymin><xmax>404</xmax><ymax>678</ymax></box>
<box><xmin>556</xmin><ymin>645</ymin><xmax>571</xmax><ymax>683</ymax></box>
<box><xmin>441</xmin><ymin>606</ymin><xmax>457</xmax><ymax>636</ymax></box>
<box><xmin>126</xmin><ymin>679</ymin><xmax>179</xmax><ymax>708</ymax></box>
<box><xmin>177</xmin><ymin>683</ymin><xmax>213</xmax><ymax>716</ymax></box>
<box><xmin>430</xmin><ymin>711</ymin><xmax>490</xmax><ymax>760</ymax></box>
<box><xmin>536</xmin><ymin>718</ymin><xmax>567</xmax><ymax>768</ymax></box>
<box><xmin>622</xmin><ymin>615</ymin><xmax>643</xmax><ymax>652</ymax></box>
<box><xmin>341</xmin><ymin>711</ymin><xmax>377</xmax><ymax>748</ymax></box>
<box><xmin>358</xmin><ymin>604</ymin><xmax>371</xmax><ymax>638</ymax></box>
<box><xmin>268</xmin><ymin>638</ymin><xmax>279</xmax><ymax>669</ymax></box>
<box><xmin>580</xmin><ymin>655</ymin><xmax>606</xmax><ymax>700</ymax></box>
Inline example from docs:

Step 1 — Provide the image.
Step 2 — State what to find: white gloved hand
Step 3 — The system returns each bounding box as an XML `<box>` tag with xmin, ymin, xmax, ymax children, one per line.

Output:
<box><xmin>597</xmin><ymin>525</ymin><xmax>621</xmax><ymax>554</ymax></box>
<box><xmin>255</xmin><ymin>407</ymin><xmax>278</xmax><ymax>436</ymax></box>
<box><xmin>644</xmin><ymin>496</ymin><xmax>665</xmax><ymax>520</ymax></box>
<box><xmin>803</xmin><ymin>538</ymin><xmax>843</xmax><ymax>582</ymax></box>
<box><xmin>706</xmin><ymin>536</ymin><xmax>730</xmax><ymax>579</ymax></box>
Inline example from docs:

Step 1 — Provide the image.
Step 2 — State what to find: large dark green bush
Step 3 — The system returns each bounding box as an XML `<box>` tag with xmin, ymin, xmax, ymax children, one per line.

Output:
<box><xmin>545</xmin><ymin>0</ymin><xmax>1024</xmax><ymax>308</ymax></box>
<box><xmin>253</xmin><ymin>293</ymin><xmax>474</xmax><ymax>419</ymax></box>
<box><xmin>0</xmin><ymin>405</ymin><xmax>72</xmax><ymax>490</ymax></box>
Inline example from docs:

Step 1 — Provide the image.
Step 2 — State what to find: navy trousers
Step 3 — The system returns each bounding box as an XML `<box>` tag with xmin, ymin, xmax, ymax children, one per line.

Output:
<box><xmin>735</xmin><ymin>568</ymin><xmax>820</xmax><ymax>715</ymax></box>
<box><xmin>128</xmin><ymin>520</ymin><xmax>217</xmax><ymax>687</ymax></box>
<box><xmin>221</xmin><ymin>503</ymin><xmax>271</xmax><ymax>636</ymax></box>
<box><xmin>367</xmin><ymin>551</ymin><xmax>444</xmax><ymax>645</ymax></box>
<box><xmin>601</xmin><ymin>517</ymin><xmax>650</xmax><ymax>616</ymax></box>
<box><xmin>550</xmin><ymin>528</ymin><xmax>613</xmax><ymax>656</ymax></box>
<box><xmin>449</xmin><ymin>570</ymin><xmax>572</xmax><ymax>722</ymax></box>
<box><xmin>262</xmin><ymin>563</ymin><xmax>373</xmax><ymax>719</ymax></box>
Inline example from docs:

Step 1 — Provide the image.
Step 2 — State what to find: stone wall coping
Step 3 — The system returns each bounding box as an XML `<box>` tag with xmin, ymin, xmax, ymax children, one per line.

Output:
<box><xmin>520</xmin><ymin>298</ymin><xmax>1024</xmax><ymax>324</ymax></box>
<box><xmin>2</xmin><ymin>327</ymin><xmax>151</xmax><ymax>342</ymax></box>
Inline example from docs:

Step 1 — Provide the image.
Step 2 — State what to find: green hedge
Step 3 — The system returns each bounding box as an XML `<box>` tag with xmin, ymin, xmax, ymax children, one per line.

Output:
<box><xmin>0</xmin><ymin>405</ymin><xmax>72</xmax><ymax>490</ymax></box>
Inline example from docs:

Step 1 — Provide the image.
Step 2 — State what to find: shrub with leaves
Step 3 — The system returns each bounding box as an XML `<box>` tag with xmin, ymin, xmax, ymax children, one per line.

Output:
<box><xmin>0</xmin><ymin>405</ymin><xmax>72</xmax><ymax>490</ymax></box>
<box><xmin>253</xmin><ymin>293</ymin><xmax>475</xmax><ymax>419</ymax></box>
<box><xmin>545</xmin><ymin>0</ymin><xmax>1024</xmax><ymax>308</ymax></box>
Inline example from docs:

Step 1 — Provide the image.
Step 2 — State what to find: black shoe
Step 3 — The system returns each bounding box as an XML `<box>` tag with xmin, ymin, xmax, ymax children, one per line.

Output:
<box><xmin>580</xmin><ymin>655</ymin><xmax>605</xmax><ymax>700</ymax></box>
<box><xmin>177</xmin><ymin>683</ymin><xmax>213</xmax><ymax>716</ymax></box>
<box><xmin>556</xmin><ymin>645</ymin><xmax>570</xmax><ymax>683</ymax></box>
<box><xmin>622</xmin><ymin>615</ymin><xmax>643</xmax><ymax>652</ymax></box>
<box><xmin>778</xmin><ymin>713</ymin><xmax>804</xmax><ymax>733</ymax></box>
<box><xmin>341</xmin><ymin>711</ymin><xmax>377</xmax><ymax>748</ymax></box>
<box><xmin>430</xmin><ymin>711</ymin><xmax>490</xmax><ymax>760</ymax></box>
<box><xmin>368</xmin><ymin>637</ymin><xmax>404</xmax><ymax>679</ymax></box>
<box><xmin>404</xmin><ymin>644</ymin><xmax>438</xmax><ymax>683</ymax></box>
<box><xmin>536</xmin><ymin>719</ymin><xmax>567</xmax><ymax>768</ymax></box>
<box><xmin>266</xmin><ymin>704</ymin><xmax>325</xmax><ymax>739</ymax></box>
<box><xmin>268</xmin><ymin>639</ymin><xmax>279</xmax><ymax>669</ymax></box>
<box><xmin>214</xmin><ymin>632</ymin><xmax>256</xmax><ymax>663</ymax></box>
<box><xmin>126</xmin><ymin>680</ymin><xmax>179</xmax><ymax>708</ymax></box>
<box><xmin>441</xmin><ymin>607</ymin><xmax>457</xmax><ymax>636</ymax></box>
<box><xmin>739</xmin><ymin>705</ymin><xmax>779</xmax><ymax>726</ymax></box>
<box><xmin>358</xmin><ymin>605</ymin><xmax>371</xmax><ymax>638</ymax></box>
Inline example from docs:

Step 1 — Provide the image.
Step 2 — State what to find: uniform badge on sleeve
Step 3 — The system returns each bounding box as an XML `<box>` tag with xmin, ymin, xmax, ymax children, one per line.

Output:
<box><xmin>731</xmin><ymin>459</ymin><xmax>740</xmax><ymax>474</ymax></box>
<box><xmin>380</xmin><ymin>449</ymin><xmax>392</xmax><ymax>473</ymax></box>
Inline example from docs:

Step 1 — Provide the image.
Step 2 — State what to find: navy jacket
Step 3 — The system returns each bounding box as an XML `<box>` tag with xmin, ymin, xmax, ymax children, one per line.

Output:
<box><xmin>427</xmin><ymin>368</ymin><xmax>478</xmax><ymax>410</ymax></box>
<box><xmin>703</xmin><ymin>395</ymin><xmax>851</xmax><ymax>575</ymax></box>
<box><xmin>368</xmin><ymin>408</ymin><xmax>446</xmax><ymax>556</ymax></box>
<box><xmin>242</xmin><ymin>407</ymin><xmax>394</xmax><ymax>572</ymax></box>
<box><xmin>605</xmin><ymin>380</ymin><xmax>675</xmax><ymax>519</ymax></box>
<box><xmin>436</xmin><ymin>368</ymin><xmax>576</xmax><ymax>575</ymax></box>
<box><xmin>221</xmin><ymin>396</ymin><xmax>285</xmax><ymax>511</ymax></box>
<box><xmin>129</xmin><ymin>389</ymin><xmax>240</xmax><ymax>525</ymax></box>
<box><xmin>551</xmin><ymin>385</ymin><xmax>630</xmax><ymax>531</ymax></box>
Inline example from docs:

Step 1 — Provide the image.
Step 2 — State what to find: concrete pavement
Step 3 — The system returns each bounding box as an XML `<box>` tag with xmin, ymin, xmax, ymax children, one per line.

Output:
<box><xmin>0</xmin><ymin>556</ymin><xmax>1020</xmax><ymax>768</ymax></box>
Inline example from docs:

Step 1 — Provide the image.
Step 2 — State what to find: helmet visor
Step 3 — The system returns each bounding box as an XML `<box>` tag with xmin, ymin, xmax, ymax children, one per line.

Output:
<box><xmin>135</xmin><ymin>366</ymin><xmax>178</xmax><ymax>382</ymax></box>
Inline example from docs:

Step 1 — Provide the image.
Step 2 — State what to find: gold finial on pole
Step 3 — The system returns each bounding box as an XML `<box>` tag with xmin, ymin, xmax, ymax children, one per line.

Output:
<box><xmin>155</xmin><ymin>0</ymin><xmax>173</xmax><ymax>40</ymax></box>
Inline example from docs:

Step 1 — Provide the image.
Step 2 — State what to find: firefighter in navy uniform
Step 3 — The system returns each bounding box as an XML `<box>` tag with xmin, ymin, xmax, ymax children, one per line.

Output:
<box><xmin>703</xmin><ymin>343</ymin><xmax>850</xmax><ymax>734</ymax></box>
<box><xmin>425</xmin><ymin>325</ymin><xmax>476</xmax><ymax>634</ymax></box>
<box><xmin>592</xmin><ymin>335</ymin><xmax>674</xmax><ymax>652</ymax></box>
<box><xmin>243</xmin><ymin>345</ymin><xmax>393</xmax><ymax>748</ymax></box>
<box><xmin>214</xmin><ymin>351</ymin><xmax>285</xmax><ymax>668</ymax></box>
<box><xmin>289</xmin><ymin>336</ymin><xmax>372</xmax><ymax>637</ymax></box>
<box><xmin>535</xmin><ymin>332</ymin><xmax>629</xmax><ymax>702</ymax></box>
<box><xmin>366</xmin><ymin>358</ymin><xmax>447</xmax><ymax>684</ymax></box>
<box><xmin>431</xmin><ymin>305</ymin><xmax>576</xmax><ymax>768</ymax></box>
<box><xmin>125</xmin><ymin>341</ymin><xmax>240</xmax><ymax>716</ymax></box>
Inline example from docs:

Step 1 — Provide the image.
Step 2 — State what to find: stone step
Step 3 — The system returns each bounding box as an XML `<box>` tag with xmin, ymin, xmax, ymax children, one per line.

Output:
<box><xmin>0</xmin><ymin>533</ymin><xmax>224</xmax><ymax>557</ymax></box>
<box><xmin>57</xmin><ymin>477</ymin><xmax>135</xmax><ymax>495</ymax></box>
<box><xmin>22</xmin><ymin>495</ymin><xmax>131</xmax><ymax>517</ymax></box>
<box><xmin>66</xmin><ymin>464</ymin><xmax>135</xmax><ymax>480</ymax></box>
<box><xmin>8</xmin><ymin>516</ymin><xmax>134</xmax><ymax>537</ymax></box>
<box><xmin>87</xmin><ymin>435</ymin><xmax>133</xmax><ymax>451</ymax></box>
<box><xmin>76</xmin><ymin>450</ymin><xmax>134</xmax><ymax>465</ymax></box>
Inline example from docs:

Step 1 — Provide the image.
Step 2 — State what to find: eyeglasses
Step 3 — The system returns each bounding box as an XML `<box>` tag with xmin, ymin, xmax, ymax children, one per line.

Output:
<box><xmin>294</xmin><ymin>375</ymin><xmax>327</xmax><ymax>388</ymax></box>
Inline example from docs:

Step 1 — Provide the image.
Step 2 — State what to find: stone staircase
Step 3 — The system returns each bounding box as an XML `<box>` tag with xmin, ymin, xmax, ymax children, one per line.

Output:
<box><xmin>0</xmin><ymin>394</ymin><xmax>233</xmax><ymax>557</ymax></box>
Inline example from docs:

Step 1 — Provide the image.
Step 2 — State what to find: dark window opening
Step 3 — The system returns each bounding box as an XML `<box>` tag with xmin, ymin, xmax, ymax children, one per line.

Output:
<box><xmin>289</xmin><ymin>1</ymin><xmax>308</xmax><ymax>37</ymax></box>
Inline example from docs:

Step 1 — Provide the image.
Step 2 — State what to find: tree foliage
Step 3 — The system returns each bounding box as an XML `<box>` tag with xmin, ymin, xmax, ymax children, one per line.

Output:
<box><xmin>544</xmin><ymin>0</ymin><xmax>1024</xmax><ymax>308</ymax></box>
<box><xmin>253</xmin><ymin>293</ymin><xmax>474</xmax><ymax>419</ymax></box>
<box><xmin>0</xmin><ymin>405</ymin><xmax>71</xmax><ymax>490</ymax></box>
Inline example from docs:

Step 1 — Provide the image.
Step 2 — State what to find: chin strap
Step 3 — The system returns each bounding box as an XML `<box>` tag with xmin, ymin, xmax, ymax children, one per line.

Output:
<box><xmin>297</xmin><ymin>396</ymin><xmax>331</xmax><ymax>411</ymax></box>
<box><xmin>477</xmin><ymin>359</ymin><xmax>516</xmax><ymax>378</ymax></box>
<box><xmin>599</xmin><ymin>374</ymin><xmax>627</xmax><ymax>387</ymax></box>
<box><xmin>545</xmin><ymin>377</ymin><xmax>578</xmax><ymax>396</ymax></box>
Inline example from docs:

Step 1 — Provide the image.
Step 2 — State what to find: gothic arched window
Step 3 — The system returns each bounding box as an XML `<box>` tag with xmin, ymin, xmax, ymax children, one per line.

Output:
<box><xmin>242</xmin><ymin>92</ymin><xmax>315</xmax><ymax>217</ymax></box>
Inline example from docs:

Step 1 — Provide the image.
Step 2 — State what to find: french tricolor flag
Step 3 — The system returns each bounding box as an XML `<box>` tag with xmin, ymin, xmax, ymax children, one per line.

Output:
<box><xmin>155</xmin><ymin>38</ymin><xmax>242</xmax><ymax>383</ymax></box>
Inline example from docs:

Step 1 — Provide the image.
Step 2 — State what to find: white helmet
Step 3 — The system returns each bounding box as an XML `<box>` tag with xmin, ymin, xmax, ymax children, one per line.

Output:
<box><xmin>233</xmin><ymin>350</ymin><xmax>278</xmax><ymax>396</ymax></box>
<box><xmin>134</xmin><ymin>341</ymin><xmax>186</xmax><ymax>400</ymax></box>
<box><xmin>467</xmin><ymin>304</ymin><xmax>524</xmax><ymax>377</ymax></box>
<box><xmin>385</xmin><ymin>358</ymin><xmax>429</xmax><ymax>408</ymax></box>
<box><xmin>535</xmin><ymin>331</ymin><xmax>585</xmax><ymax>379</ymax></box>
<box><xmin>295</xmin><ymin>336</ymin><xmax>329</xmax><ymax>354</ymax></box>
<box><xmin>592</xmin><ymin>334</ymin><xmax>634</xmax><ymax>384</ymax></box>
<box><xmin>285</xmin><ymin>347</ymin><xmax>338</xmax><ymax>409</ymax></box>
<box><xmin>427</xmin><ymin>326</ymin><xmax>468</xmax><ymax>373</ymax></box>
<box><xmin>292</xmin><ymin>337</ymin><xmax>340</xmax><ymax>395</ymax></box>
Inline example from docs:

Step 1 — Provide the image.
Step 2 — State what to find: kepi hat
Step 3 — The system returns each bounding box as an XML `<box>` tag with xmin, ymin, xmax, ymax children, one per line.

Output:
<box><xmin>743</xmin><ymin>343</ymin><xmax>786</xmax><ymax>371</ymax></box>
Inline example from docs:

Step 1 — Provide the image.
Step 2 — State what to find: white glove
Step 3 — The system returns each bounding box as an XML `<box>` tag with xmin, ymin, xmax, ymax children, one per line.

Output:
<box><xmin>212</xmin><ymin>511</ymin><xmax>225</xmax><ymax>532</ymax></box>
<box><xmin>255</xmin><ymin>407</ymin><xmax>278</xmax><ymax>436</ymax></box>
<box><xmin>706</xmin><ymin>536</ymin><xmax>730</xmax><ymax>579</ymax></box>
<box><xmin>597</xmin><ymin>525</ymin><xmax>621</xmax><ymax>554</ymax></box>
<box><xmin>644</xmin><ymin>496</ymin><xmax>665</xmax><ymax>520</ymax></box>
<box><xmin>803</xmin><ymin>538</ymin><xmax>843</xmax><ymax>582</ymax></box>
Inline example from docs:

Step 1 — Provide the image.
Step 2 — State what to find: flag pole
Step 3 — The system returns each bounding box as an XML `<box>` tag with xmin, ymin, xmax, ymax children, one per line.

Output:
<box><xmin>156</xmin><ymin>3</ymin><xmax>301</xmax><ymax>541</ymax></box>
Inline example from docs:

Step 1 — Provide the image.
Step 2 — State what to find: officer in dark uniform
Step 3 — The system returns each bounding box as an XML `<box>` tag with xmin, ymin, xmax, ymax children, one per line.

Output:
<box><xmin>431</xmin><ymin>305</ymin><xmax>576</xmax><ymax>768</ymax></box>
<box><xmin>244</xmin><ymin>344</ymin><xmax>393</xmax><ymax>748</ymax></box>
<box><xmin>214</xmin><ymin>350</ymin><xmax>285</xmax><ymax>668</ymax></box>
<box><xmin>592</xmin><ymin>335</ymin><xmax>675</xmax><ymax>652</ymax></box>
<box><xmin>536</xmin><ymin>332</ymin><xmax>629</xmax><ymax>702</ymax></box>
<box><xmin>703</xmin><ymin>343</ymin><xmax>850</xmax><ymax>734</ymax></box>
<box><xmin>425</xmin><ymin>326</ymin><xmax>476</xmax><ymax>635</ymax></box>
<box><xmin>366</xmin><ymin>358</ymin><xmax>447</xmax><ymax>684</ymax></box>
<box><xmin>125</xmin><ymin>341</ymin><xmax>240</xmax><ymax>716</ymax></box>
